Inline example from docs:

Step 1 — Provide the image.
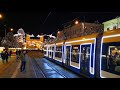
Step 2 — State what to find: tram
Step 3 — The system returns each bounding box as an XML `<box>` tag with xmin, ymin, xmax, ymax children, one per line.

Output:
<box><xmin>100</xmin><ymin>29</ymin><xmax>120</xmax><ymax>78</ymax></box>
<box><xmin>44</xmin><ymin>29</ymin><xmax>120</xmax><ymax>78</ymax></box>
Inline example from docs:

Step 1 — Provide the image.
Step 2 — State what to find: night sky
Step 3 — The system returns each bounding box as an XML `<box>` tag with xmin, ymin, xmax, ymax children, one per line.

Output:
<box><xmin>1</xmin><ymin>1</ymin><xmax>120</xmax><ymax>36</ymax></box>
<box><xmin>5</xmin><ymin>12</ymin><xmax>120</xmax><ymax>36</ymax></box>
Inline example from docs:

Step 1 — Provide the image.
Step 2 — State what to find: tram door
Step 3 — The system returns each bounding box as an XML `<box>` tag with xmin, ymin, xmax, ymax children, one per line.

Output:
<box><xmin>65</xmin><ymin>46</ymin><xmax>71</xmax><ymax>66</ymax></box>
<box><xmin>80</xmin><ymin>44</ymin><xmax>91</xmax><ymax>75</ymax></box>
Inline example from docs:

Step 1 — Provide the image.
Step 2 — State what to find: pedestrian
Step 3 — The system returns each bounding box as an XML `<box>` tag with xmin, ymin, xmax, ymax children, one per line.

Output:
<box><xmin>18</xmin><ymin>50</ymin><xmax>21</xmax><ymax>56</ymax></box>
<box><xmin>9</xmin><ymin>50</ymin><xmax>12</xmax><ymax>57</ymax></box>
<box><xmin>4</xmin><ymin>50</ymin><xmax>9</xmax><ymax>63</ymax></box>
<box><xmin>1</xmin><ymin>50</ymin><xmax>5</xmax><ymax>64</ymax></box>
<box><xmin>20</xmin><ymin>50</ymin><xmax>27</xmax><ymax>72</ymax></box>
<box><xmin>16</xmin><ymin>50</ymin><xmax>19</xmax><ymax>61</ymax></box>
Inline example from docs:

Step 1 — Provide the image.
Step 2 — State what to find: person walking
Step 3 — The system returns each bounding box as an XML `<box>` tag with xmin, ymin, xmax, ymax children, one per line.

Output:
<box><xmin>4</xmin><ymin>50</ymin><xmax>9</xmax><ymax>63</ymax></box>
<box><xmin>16</xmin><ymin>50</ymin><xmax>19</xmax><ymax>61</ymax></box>
<box><xmin>1</xmin><ymin>50</ymin><xmax>5</xmax><ymax>64</ymax></box>
<box><xmin>20</xmin><ymin>50</ymin><xmax>27</xmax><ymax>72</ymax></box>
<box><xmin>9</xmin><ymin>50</ymin><xmax>12</xmax><ymax>57</ymax></box>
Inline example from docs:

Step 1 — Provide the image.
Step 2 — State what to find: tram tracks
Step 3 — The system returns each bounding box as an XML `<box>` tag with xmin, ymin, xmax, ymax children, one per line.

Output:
<box><xmin>30</xmin><ymin>57</ymin><xmax>47</xmax><ymax>78</ymax></box>
<box><xmin>35</xmin><ymin>58</ymin><xmax>67</xmax><ymax>78</ymax></box>
<box><xmin>29</xmin><ymin>56</ymin><xmax>78</xmax><ymax>78</ymax></box>
<box><xmin>41</xmin><ymin>58</ymin><xmax>75</xmax><ymax>78</ymax></box>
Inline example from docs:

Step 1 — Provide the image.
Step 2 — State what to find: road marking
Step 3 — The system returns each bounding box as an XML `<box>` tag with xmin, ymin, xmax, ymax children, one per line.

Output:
<box><xmin>11</xmin><ymin>61</ymin><xmax>21</xmax><ymax>78</ymax></box>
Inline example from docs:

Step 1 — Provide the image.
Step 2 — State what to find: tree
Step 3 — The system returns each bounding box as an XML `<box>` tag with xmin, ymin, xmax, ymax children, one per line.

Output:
<box><xmin>1</xmin><ymin>32</ymin><xmax>19</xmax><ymax>48</ymax></box>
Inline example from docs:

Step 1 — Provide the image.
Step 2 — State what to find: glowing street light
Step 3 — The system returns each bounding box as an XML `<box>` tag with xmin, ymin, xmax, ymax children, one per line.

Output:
<box><xmin>0</xmin><ymin>14</ymin><xmax>3</xmax><ymax>19</ymax></box>
<box><xmin>75</xmin><ymin>20</ymin><xmax>79</xmax><ymax>25</ymax></box>
<box><xmin>57</xmin><ymin>31</ymin><xmax>61</xmax><ymax>34</ymax></box>
<box><xmin>10</xmin><ymin>28</ymin><xmax>14</xmax><ymax>32</ymax></box>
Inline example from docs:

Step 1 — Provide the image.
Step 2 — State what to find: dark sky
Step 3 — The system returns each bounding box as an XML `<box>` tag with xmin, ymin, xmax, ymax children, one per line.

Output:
<box><xmin>6</xmin><ymin>12</ymin><xmax>120</xmax><ymax>36</ymax></box>
<box><xmin>1</xmin><ymin>0</ymin><xmax>120</xmax><ymax>36</ymax></box>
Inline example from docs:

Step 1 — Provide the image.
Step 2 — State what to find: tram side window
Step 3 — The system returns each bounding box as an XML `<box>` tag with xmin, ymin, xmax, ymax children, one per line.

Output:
<box><xmin>102</xmin><ymin>43</ymin><xmax>120</xmax><ymax>75</ymax></box>
<box><xmin>71</xmin><ymin>45</ymin><xmax>80</xmax><ymax>63</ymax></box>
<box><xmin>80</xmin><ymin>45</ymin><xmax>90</xmax><ymax>63</ymax></box>
<box><xmin>55</xmin><ymin>46</ymin><xmax>62</xmax><ymax>59</ymax></box>
<box><xmin>66</xmin><ymin>46</ymin><xmax>71</xmax><ymax>61</ymax></box>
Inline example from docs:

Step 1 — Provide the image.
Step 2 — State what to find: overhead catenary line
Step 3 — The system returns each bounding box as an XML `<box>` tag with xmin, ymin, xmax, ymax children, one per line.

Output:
<box><xmin>43</xmin><ymin>11</ymin><xmax>52</xmax><ymax>24</ymax></box>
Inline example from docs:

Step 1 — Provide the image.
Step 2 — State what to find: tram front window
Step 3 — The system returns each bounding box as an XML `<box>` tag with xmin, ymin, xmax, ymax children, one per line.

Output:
<box><xmin>102</xmin><ymin>43</ymin><xmax>120</xmax><ymax>75</ymax></box>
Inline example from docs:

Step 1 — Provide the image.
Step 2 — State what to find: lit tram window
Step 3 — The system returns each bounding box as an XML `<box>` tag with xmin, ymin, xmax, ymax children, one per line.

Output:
<box><xmin>70</xmin><ymin>45</ymin><xmax>80</xmax><ymax>68</ymax></box>
<box><xmin>55</xmin><ymin>46</ymin><xmax>62</xmax><ymax>62</ymax></box>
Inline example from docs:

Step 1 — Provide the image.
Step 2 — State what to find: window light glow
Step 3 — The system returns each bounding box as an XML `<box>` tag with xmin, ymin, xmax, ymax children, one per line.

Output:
<box><xmin>80</xmin><ymin>43</ymin><xmax>92</xmax><ymax>74</ymax></box>
<box><xmin>100</xmin><ymin>34</ymin><xmax>120</xmax><ymax>78</ymax></box>
<box><xmin>56</xmin><ymin>42</ymin><xmax>63</xmax><ymax>45</ymax></box>
<box><xmin>54</xmin><ymin>44</ymin><xmax>63</xmax><ymax>62</ymax></box>
<box><xmin>92</xmin><ymin>39</ymin><xmax>96</xmax><ymax>75</ymax></box>
<box><xmin>65</xmin><ymin>38</ymin><xmax>95</xmax><ymax>44</ymax></box>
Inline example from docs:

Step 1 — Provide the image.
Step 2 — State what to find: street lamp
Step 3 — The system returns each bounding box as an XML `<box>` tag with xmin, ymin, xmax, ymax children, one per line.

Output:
<box><xmin>57</xmin><ymin>31</ymin><xmax>61</xmax><ymax>34</ymax></box>
<box><xmin>75</xmin><ymin>20</ymin><xmax>79</xmax><ymax>25</ymax></box>
<box><xmin>0</xmin><ymin>14</ymin><xmax>3</xmax><ymax>19</ymax></box>
<box><xmin>10</xmin><ymin>28</ymin><xmax>14</xmax><ymax>32</ymax></box>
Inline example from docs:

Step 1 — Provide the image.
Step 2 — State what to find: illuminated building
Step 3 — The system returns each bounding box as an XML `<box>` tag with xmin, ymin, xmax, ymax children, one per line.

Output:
<box><xmin>57</xmin><ymin>21</ymin><xmax>103</xmax><ymax>41</ymax></box>
<box><xmin>25</xmin><ymin>34</ymin><xmax>44</xmax><ymax>50</ymax></box>
<box><xmin>103</xmin><ymin>17</ymin><xmax>120</xmax><ymax>31</ymax></box>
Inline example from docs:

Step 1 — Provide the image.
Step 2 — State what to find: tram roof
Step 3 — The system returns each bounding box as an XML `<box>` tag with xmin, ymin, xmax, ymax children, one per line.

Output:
<box><xmin>103</xmin><ymin>28</ymin><xmax>120</xmax><ymax>36</ymax></box>
<box><xmin>65</xmin><ymin>33</ymin><xmax>98</xmax><ymax>43</ymax></box>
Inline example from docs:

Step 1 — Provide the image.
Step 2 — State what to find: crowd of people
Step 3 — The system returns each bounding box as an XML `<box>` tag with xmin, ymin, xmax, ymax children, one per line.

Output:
<box><xmin>0</xmin><ymin>49</ymin><xmax>44</xmax><ymax>73</ymax></box>
<box><xmin>1</xmin><ymin>49</ymin><xmax>11</xmax><ymax>64</ymax></box>
<box><xmin>107</xmin><ymin>51</ymin><xmax>120</xmax><ymax>72</ymax></box>
<box><xmin>0</xmin><ymin>49</ymin><xmax>28</xmax><ymax>72</ymax></box>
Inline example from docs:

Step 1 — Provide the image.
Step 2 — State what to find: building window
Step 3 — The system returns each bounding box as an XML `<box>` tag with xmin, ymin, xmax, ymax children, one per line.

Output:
<box><xmin>113</xmin><ymin>26</ymin><xmax>117</xmax><ymax>29</ymax></box>
<box><xmin>107</xmin><ymin>28</ymin><xmax>110</xmax><ymax>31</ymax></box>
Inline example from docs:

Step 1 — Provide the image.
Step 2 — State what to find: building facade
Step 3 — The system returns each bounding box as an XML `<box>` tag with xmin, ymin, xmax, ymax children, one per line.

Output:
<box><xmin>103</xmin><ymin>17</ymin><xmax>120</xmax><ymax>31</ymax></box>
<box><xmin>56</xmin><ymin>21</ymin><xmax>103</xmax><ymax>42</ymax></box>
<box><xmin>25</xmin><ymin>34</ymin><xmax>44</xmax><ymax>50</ymax></box>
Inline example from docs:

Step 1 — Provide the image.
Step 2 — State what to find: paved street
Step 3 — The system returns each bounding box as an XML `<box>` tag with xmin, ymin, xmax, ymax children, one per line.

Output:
<box><xmin>0</xmin><ymin>51</ymin><xmax>81</xmax><ymax>78</ymax></box>
<box><xmin>0</xmin><ymin>56</ymin><xmax>20</xmax><ymax>78</ymax></box>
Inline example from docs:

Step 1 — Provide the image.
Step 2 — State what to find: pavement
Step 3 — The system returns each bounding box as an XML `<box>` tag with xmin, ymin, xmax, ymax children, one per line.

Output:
<box><xmin>0</xmin><ymin>56</ymin><xmax>20</xmax><ymax>78</ymax></box>
<box><xmin>0</xmin><ymin>52</ymin><xmax>82</xmax><ymax>78</ymax></box>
